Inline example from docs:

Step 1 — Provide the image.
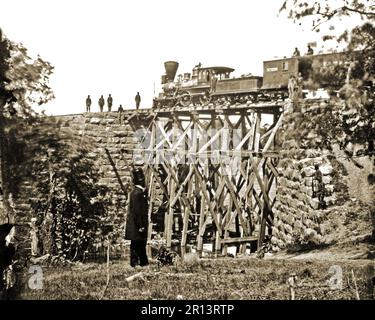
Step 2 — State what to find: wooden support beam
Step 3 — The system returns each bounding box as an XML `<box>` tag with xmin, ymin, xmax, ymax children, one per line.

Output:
<box><xmin>160</xmin><ymin>157</ymin><xmax>194</xmax><ymax>217</ymax></box>
<box><xmin>253</xmin><ymin>112</ymin><xmax>261</xmax><ymax>153</ymax></box>
<box><xmin>147</xmin><ymin>170</ymin><xmax>155</xmax><ymax>257</ymax></box>
<box><xmin>221</xmin><ymin>198</ymin><xmax>232</xmax><ymax>256</ymax></box>
<box><xmin>262</xmin><ymin>114</ymin><xmax>283</xmax><ymax>152</ymax></box>
<box><xmin>104</xmin><ymin>148</ymin><xmax>128</xmax><ymax>196</ymax></box>
<box><xmin>220</xmin><ymin>236</ymin><xmax>258</xmax><ymax>244</ymax></box>
<box><xmin>165</xmin><ymin>121</ymin><xmax>180</xmax><ymax>248</ymax></box>
<box><xmin>171</xmin><ymin>121</ymin><xmax>193</xmax><ymax>152</ymax></box>
<box><xmin>181</xmin><ymin>173</ymin><xmax>193</xmax><ymax>247</ymax></box>
<box><xmin>197</xmin><ymin>182</ymin><xmax>206</xmax><ymax>254</ymax></box>
<box><xmin>191</xmin><ymin>163</ymin><xmax>222</xmax><ymax>236</ymax></box>
<box><xmin>146</xmin><ymin>121</ymin><xmax>156</xmax><ymax>257</ymax></box>
<box><xmin>135</xmin><ymin>107</ymin><xmax>282</xmax><ymax>254</ymax></box>
<box><xmin>222</xmin><ymin>173</ymin><xmax>249</xmax><ymax>236</ymax></box>
<box><xmin>258</xmin><ymin>163</ymin><xmax>270</xmax><ymax>248</ymax></box>
<box><xmin>170</xmin><ymin>166</ymin><xmax>194</xmax><ymax>207</ymax></box>
<box><xmin>156</xmin><ymin>121</ymin><xmax>173</xmax><ymax>149</ymax></box>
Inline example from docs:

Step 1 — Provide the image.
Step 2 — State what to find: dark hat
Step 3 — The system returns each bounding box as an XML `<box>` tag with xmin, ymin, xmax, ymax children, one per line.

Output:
<box><xmin>132</xmin><ymin>167</ymin><xmax>145</xmax><ymax>185</ymax></box>
<box><xmin>0</xmin><ymin>223</ymin><xmax>14</xmax><ymax>239</ymax></box>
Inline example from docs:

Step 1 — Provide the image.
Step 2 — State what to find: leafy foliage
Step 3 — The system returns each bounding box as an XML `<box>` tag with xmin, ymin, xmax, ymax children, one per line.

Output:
<box><xmin>2</xmin><ymin>107</ymin><xmax>119</xmax><ymax>261</ymax></box>
<box><xmin>312</xmin><ymin>95</ymin><xmax>375</xmax><ymax>156</ymax></box>
<box><xmin>280</xmin><ymin>1</ymin><xmax>375</xmax><ymax>157</ymax></box>
<box><xmin>0</xmin><ymin>31</ymin><xmax>54</xmax><ymax>116</ymax></box>
<box><xmin>280</xmin><ymin>0</ymin><xmax>374</xmax><ymax>32</ymax></box>
<box><xmin>1</xmin><ymin>30</ymin><xmax>120</xmax><ymax>261</ymax></box>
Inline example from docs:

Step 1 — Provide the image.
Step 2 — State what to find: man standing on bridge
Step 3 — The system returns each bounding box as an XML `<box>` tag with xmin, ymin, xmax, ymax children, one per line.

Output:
<box><xmin>293</xmin><ymin>47</ymin><xmax>300</xmax><ymax>57</ymax></box>
<box><xmin>118</xmin><ymin>104</ymin><xmax>124</xmax><ymax>124</ymax></box>
<box><xmin>86</xmin><ymin>95</ymin><xmax>91</xmax><ymax>112</ymax></box>
<box><xmin>98</xmin><ymin>95</ymin><xmax>105</xmax><ymax>112</ymax></box>
<box><xmin>306</xmin><ymin>44</ymin><xmax>314</xmax><ymax>55</ymax></box>
<box><xmin>125</xmin><ymin>167</ymin><xmax>149</xmax><ymax>267</ymax></box>
<box><xmin>107</xmin><ymin>94</ymin><xmax>113</xmax><ymax>112</ymax></box>
<box><xmin>135</xmin><ymin>92</ymin><xmax>141</xmax><ymax>110</ymax></box>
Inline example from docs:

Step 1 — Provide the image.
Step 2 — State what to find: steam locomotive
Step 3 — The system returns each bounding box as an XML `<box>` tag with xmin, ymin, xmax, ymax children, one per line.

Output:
<box><xmin>153</xmin><ymin>52</ymin><xmax>371</xmax><ymax>108</ymax></box>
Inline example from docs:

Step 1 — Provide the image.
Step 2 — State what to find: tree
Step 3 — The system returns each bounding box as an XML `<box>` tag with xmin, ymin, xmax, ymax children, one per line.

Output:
<box><xmin>280</xmin><ymin>1</ymin><xmax>375</xmax><ymax>242</ymax></box>
<box><xmin>1</xmin><ymin>29</ymin><xmax>121</xmax><ymax>262</ymax></box>
<box><xmin>280</xmin><ymin>0</ymin><xmax>374</xmax><ymax>31</ymax></box>
<box><xmin>1</xmin><ymin>28</ymin><xmax>55</xmax><ymax>221</ymax></box>
<box><xmin>279</xmin><ymin>1</ymin><xmax>375</xmax><ymax>157</ymax></box>
<box><xmin>0</xmin><ymin>29</ymin><xmax>124</xmax><ymax>264</ymax></box>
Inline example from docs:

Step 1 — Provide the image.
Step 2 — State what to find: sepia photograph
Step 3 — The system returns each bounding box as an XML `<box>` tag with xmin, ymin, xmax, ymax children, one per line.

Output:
<box><xmin>0</xmin><ymin>0</ymin><xmax>374</xmax><ymax>309</ymax></box>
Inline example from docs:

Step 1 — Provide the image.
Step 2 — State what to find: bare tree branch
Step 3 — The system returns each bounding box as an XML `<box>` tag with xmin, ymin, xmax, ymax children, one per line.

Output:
<box><xmin>341</xmin><ymin>5</ymin><xmax>375</xmax><ymax>17</ymax></box>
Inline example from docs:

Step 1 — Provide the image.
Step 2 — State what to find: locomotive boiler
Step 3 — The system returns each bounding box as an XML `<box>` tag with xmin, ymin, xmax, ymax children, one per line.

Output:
<box><xmin>154</xmin><ymin>61</ymin><xmax>263</xmax><ymax>108</ymax></box>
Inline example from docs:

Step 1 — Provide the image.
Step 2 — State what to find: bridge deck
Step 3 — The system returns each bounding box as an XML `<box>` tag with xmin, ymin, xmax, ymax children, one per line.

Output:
<box><xmin>134</xmin><ymin>102</ymin><xmax>283</xmax><ymax>115</ymax></box>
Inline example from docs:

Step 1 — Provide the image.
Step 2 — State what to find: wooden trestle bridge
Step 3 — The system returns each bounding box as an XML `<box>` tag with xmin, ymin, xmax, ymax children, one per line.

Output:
<box><xmin>127</xmin><ymin>103</ymin><xmax>284</xmax><ymax>255</ymax></box>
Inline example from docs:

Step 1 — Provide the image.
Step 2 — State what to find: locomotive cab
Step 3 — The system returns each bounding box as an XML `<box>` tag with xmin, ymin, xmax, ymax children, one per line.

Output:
<box><xmin>196</xmin><ymin>66</ymin><xmax>235</xmax><ymax>85</ymax></box>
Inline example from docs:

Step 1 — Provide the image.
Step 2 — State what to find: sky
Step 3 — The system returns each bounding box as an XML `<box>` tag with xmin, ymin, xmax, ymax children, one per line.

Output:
<box><xmin>0</xmin><ymin>0</ymin><xmax>363</xmax><ymax>115</ymax></box>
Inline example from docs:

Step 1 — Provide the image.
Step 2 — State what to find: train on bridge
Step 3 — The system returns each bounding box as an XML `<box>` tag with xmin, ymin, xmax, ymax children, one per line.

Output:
<box><xmin>153</xmin><ymin>51</ymin><xmax>373</xmax><ymax>108</ymax></box>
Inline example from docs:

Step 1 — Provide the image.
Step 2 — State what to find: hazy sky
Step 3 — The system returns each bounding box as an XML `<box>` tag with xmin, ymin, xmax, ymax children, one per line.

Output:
<box><xmin>0</xmin><ymin>0</ymin><xmax>361</xmax><ymax>115</ymax></box>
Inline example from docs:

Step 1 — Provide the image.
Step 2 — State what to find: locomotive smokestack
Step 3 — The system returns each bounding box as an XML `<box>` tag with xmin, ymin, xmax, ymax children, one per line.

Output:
<box><xmin>164</xmin><ymin>61</ymin><xmax>179</xmax><ymax>82</ymax></box>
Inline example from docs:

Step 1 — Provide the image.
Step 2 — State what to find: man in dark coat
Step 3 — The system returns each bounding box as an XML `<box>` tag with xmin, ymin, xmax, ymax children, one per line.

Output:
<box><xmin>307</xmin><ymin>44</ymin><xmax>314</xmax><ymax>55</ymax></box>
<box><xmin>98</xmin><ymin>95</ymin><xmax>105</xmax><ymax>112</ymax></box>
<box><xmin>135</xmin><ymin>92</ymin><xmax>141</xmax><ymax>110</ymax></box>
<box><xmin>118</xmin><ymin>104</ymin><xmax>124</xmax><ymax>124</ymax></box>
<box><xmin>293</xmin><ymin>47</ymin><xmax>300</xmax><ymax>57</ymax></box>
<box><xmin>125</xmin><ymin>168</ymin><xmax>149</xmax><ymax>267</ymax></box>
<box><xmin>86</xmin><ymin>95</ymin><xmax>92</xmax><ymax>112</ymax></box>
<box><xmin>107</xmin><ymin>94</ymin><xmax>113</xmax><ymax>112</ymax></box>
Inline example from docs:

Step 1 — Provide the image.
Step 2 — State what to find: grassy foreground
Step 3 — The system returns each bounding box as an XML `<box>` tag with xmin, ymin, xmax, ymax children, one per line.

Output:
<box><xmin>20</xmin><ymin>257</ymin><xmax>374</xmax><ymax>300</ymax></box>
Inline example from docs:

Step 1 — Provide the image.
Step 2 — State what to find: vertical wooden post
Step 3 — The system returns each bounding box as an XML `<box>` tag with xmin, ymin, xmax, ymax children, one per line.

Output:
<box><xmin>254</xmin><ymin>112</ymin><xmax>261</xmax><ymax>154</ymax></box>
<box><xmin>146</xmin><ymin>180</ymin><xmax>155</xmax><ymax>240</ymax></box>
<box><xmin>245</xmin><ymin>112</ymin><xmax>256</xmax><ymax>237</ymax></box>
<box><xmin>146</xmin><ymin>120</ymin><xmax>156</xmax><ymax>258</ymax></box>
<box><xmin>166</xmin><ymin>179</ymin><xmax>175</xmax><ymax>249</ymax></box>
<box><xmin>254</xmin><ymin>112</ymin><xmax>263</xmax><ymax>248</ymax></box>
<box><xmin>196</xmin><ymin>113</ymin><xmax>211</xmax><ymax>256</ymax></box>
<box><xmin>181</xmin><ymin>177</ymin><xmax>192</xmax><ymax>248</ymax></box>
<box><xmin>181</xmin><ymin>114</ymin><xmax>195</xmax><ymax>250</ymax></box>
<box><xmin>197</xmin><ymin>194</ymin><xmax>205</xmax><ymax>256</ymax></box>
<box><xmin>166</xmin><ymin>119</ymin><xmax>177</xmax><ymax>249</ymax></box>
<box><xmin>190</xmin><ymin>113</ymin><xmax>200</xmax><ymax>253</ymax></box>
<box><xmin>214</xmin><ymin>112</ymin><xmax>224</xmax><ymax>256</ymax></box>
<box><xmin>221</xmin><ymin>199</ymin><xmax>233</xmax><ymax>256</ymax></box>
<box><xmin>163</xmin><ymin>120</ymin><xmax>171</xmax><ymax>246</ymax></box>
<box><xmin>240</xmin><ymin>111</ymin><xmax>250</xmax><ymax>253</ymax></box>
<box><xmin>258</xmin><ymin>159</ymin><xmax>269</xmax><ymax>248</ymax></box>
